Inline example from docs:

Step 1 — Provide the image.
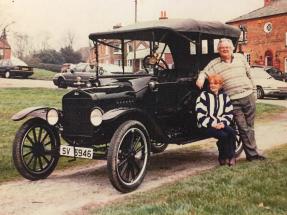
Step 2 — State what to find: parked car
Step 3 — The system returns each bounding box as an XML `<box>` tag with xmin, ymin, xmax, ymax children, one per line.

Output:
<box><xmin>0</xmin><ymin>57</ymin><xmax>33</xmax><ymax>79</ymax></box>
<box><xmin>53</xmin><ymin>62</ymin><xmax>133</xmax><ymax>88</ymax></box>
<box><xmin>252</xmin><ymin>65</ymin><xmax>287</xmax><ymax>82</ymax></box>
<box><xmin>251</xmin><ymin>67</ymin><xmax>287</xmax><ymax>99</ymax></box>
<box><xmin>12</xmin><ymin>18</ymin><xmax>243</xmax><ymax>193</ymax></box>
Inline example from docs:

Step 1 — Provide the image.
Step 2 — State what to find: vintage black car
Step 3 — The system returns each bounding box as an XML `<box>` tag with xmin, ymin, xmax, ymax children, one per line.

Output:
<box><xmin>12</xmin><ymin>19</ymin><xmax>243</xmax><ymax>193</ymax></box>
<box><xmin>0</xmin><ymin>57</ymin><xmax>33</xmax><ymax>79</ymax></box>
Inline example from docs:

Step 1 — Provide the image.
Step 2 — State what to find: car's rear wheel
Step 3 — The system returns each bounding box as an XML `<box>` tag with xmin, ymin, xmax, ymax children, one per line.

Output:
<box><xmin>58</xmin><ymin>77</ymin><xmax>67</xmax><ymax>88</ymax></box>
<box><xmin>4</xmin><ymin>71</ymin><xmax>10</xmax><ymax>78</ymax></box>
<box><xmin>13</xmin><ymin>118</ymin><xmax>60</xmax><ymax>180</ymax></box>
<box><xmin>107</xmin><ymin>120</ymin><xmax>150</xmax><ymax>193</ymax></box>
<box><xmin>257</xmin><ymin>86</ymin><xmax>264</xmax><ymax>99</ymax></box>
<box><xmin>235</xmin><ymin>130</ymin><xmax>243</xmax><ymax>158</ymax></box>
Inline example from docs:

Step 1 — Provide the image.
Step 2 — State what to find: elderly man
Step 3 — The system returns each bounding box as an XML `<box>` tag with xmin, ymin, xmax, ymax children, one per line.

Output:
<box><xmin>196</xmin><ymin>38</ymin><xmax>265</xmax><ymax>161</ymax></box>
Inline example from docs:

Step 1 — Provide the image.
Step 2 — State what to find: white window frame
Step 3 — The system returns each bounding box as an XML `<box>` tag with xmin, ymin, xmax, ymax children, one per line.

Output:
<box><xmin>244</xmin><ymin>53</ymin><xmax>251</xmax><ymax>65</ymax></box>
<box><xmin>285</xmin><ymin>32</ymin><xmax>287</xmax><ymax>46</ymax></box>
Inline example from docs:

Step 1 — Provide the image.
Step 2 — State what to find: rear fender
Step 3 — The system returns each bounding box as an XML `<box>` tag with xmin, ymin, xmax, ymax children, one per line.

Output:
<box><xmin>11</xmin><ymin>106</ymin><xmax>49</xmax><ymax>121</ymax></box>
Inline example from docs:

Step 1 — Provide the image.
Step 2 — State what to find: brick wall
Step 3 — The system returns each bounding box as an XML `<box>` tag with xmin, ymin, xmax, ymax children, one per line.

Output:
<box><xmin>229</xmin><ymin>14</ymin><xmax>287</xmax><ymax>72</ymax></box>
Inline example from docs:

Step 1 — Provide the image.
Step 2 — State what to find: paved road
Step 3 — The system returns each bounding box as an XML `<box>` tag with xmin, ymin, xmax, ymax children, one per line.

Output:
<box><xmin>0</xmin><ymin>77</ymin><xmax>56</xmax><ymax>88</ymax></box>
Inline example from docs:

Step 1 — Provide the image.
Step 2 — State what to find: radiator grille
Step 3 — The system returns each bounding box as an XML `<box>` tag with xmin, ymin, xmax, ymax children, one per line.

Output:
<box><xmin>63</xmin><ymin>98</ymin><xmax>93</xmax><ymax>137</ymax></box>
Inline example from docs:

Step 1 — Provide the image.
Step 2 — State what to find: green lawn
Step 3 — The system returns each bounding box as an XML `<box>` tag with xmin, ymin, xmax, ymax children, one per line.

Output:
<box><xmin>0</xmin><ymin>88</ymin><xmax>67</xmax><ymax>181</ymax></box>
<box><xmin>0</xmin><ymin>88</ymin><xmax>285</xmax><ymax>183</ymax></box>
<box><xmin>30</xmin><ymin>68</ymin><xmax>56</xmax><ymax>80</ymax></box>
<box><xmin>91</xmin><ymin>144</ymin><xmax>287</xmax><ymax>215</ymax></box>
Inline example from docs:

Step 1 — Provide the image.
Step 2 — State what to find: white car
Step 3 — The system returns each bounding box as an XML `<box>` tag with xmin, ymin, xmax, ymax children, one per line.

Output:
<box><xmin>251</xmin><ymin>67</ymin><xmax>287</xmax><ymax>99</ymax></box>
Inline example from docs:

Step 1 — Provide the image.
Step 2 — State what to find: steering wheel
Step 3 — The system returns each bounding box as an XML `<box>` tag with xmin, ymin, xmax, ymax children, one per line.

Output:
<box><xmin>143</xmin><ymin>54</ymin><xmax>169</xmax><ymax>74</ymax></box>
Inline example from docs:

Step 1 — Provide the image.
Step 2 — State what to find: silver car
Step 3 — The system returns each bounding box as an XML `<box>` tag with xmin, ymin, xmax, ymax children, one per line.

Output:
<box><xmin>251</xmin><ymin>67</ymin><xmax>287</xmax><ymax>99</ymax></box>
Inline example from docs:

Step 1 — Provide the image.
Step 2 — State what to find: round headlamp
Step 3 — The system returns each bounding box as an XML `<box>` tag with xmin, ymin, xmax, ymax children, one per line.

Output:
<box><xmin>46</xmin><ymin>109</ymin><xmax>59</xmax><ymax>125</ymax></box>
<box><xmin>90</xmin><ymin>108</ymin><xmax>103</xmax><ymax>126</ymax></box>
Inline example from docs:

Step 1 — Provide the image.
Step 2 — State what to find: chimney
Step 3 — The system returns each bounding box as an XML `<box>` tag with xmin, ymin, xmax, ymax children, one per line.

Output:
<box><xmin>264</xmin><ymin>0</ymin><xmax>272</xmax><ymax>6</ymax></box>
<box><xmin>159</xmin><ymin>10</ymin><xmax>168</xmax><ymax>20</ymax></box>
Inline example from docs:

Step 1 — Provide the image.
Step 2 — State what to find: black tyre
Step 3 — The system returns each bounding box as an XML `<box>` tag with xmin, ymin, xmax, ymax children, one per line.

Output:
<box><xmin>234</xmin><ymin>125</ymin><xmax>243</xmax><ymax>158</ymax></box>
<box><xmin>58</xmin><ymin>77</ymin><xmax>67</xmax><ymax>88</ymax></box>
<box><xmin>257</xmin><ymin>86</ymin><xmax>264</xmax><ymax>99</ymax></box>
<box><xmin>151</xmin><ymin>142</ymin><xmax>168</xmax><ymax>153</ymax></box>
<box><xmin>107</xmin><ymin>120</ymin><xmax>150</xmax><ymax>193</ymax></box>
<box><xmin>4</xmin><ymin>71</ymin><xmax>10</xmax><ymax>78</ymax></box>
<box><xmin>12</xmin><ymin>118</ymin><xmax>60</xmax><ymax>180</ymax></box>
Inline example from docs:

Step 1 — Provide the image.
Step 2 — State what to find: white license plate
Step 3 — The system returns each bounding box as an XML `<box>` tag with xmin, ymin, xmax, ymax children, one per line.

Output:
<box><xmin>60</xmin><ymin>145</ymin><xmax>93</xmax><ymax>159</ymax></box>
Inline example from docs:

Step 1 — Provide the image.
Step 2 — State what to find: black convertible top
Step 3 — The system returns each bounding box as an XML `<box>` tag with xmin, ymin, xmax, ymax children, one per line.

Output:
<box><xmin>89</xmin><ymin>18</ymin><xmax>241</xmax><ymax>41</ymax></box>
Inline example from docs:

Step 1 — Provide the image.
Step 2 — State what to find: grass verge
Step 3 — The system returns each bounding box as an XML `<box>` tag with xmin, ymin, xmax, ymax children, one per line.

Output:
<box><xmin>91</xmin><ymin>144</ymin><xmax>287</xmax><ymax>215</ymax></box>
<box><xmin>30</xmin><ymin>68</ymin><xmax>55</xmax><ymax>80</ymax></box>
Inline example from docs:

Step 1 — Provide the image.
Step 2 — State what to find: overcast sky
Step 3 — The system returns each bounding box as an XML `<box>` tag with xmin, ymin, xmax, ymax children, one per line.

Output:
<box><xmin>1</xmin><ymin>0</ymin><xmax>264</xmax><ymax>51</ymax></box>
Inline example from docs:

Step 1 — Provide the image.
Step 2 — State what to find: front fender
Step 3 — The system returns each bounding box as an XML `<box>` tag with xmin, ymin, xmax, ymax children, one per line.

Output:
<box><xmin>11</xmin><ymin>106</ymin><xmax>49</xmax><ymax>121</ymax></box>
<box><xmin>102</xmin><ymin>108</ymin><xmax>168</xmax><ymax>142</ymax></box>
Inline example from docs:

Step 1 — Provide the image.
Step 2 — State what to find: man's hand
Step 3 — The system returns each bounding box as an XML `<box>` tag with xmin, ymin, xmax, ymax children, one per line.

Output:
<box><xmin>196</xmin><ymin>78</ymin><xmax>205</xmax><ymax>89</ymax></box>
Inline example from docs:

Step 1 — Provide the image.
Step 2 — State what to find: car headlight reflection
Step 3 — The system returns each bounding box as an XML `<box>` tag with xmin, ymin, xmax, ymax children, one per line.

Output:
<box><xmin>47</xmin><ymin>109</ymin><xmax>59</xmax><ymax>125</ymax></box>
<box><xmin>90</xmin><ymin>108</ymin><xmax>103</xmax><ymax>126</ymax></box>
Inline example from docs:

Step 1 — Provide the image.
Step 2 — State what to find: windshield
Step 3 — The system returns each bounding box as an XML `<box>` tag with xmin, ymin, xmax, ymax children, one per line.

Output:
<box><xmin>91</xmin><ymin>39</ymin><xmax>174</xmax><ymax>75</ymax></box>
<box><xmin>251</xmin><ymin>68</ymin><xmax>273</xmax><ymax>79</ymax></box>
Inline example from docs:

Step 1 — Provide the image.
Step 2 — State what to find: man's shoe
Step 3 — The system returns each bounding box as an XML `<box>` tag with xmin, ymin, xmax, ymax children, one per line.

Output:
<box><xmin>228</xmin><ymin>158</ymin><xmax>236</xmax><ymax>166</ymax></box>
<box><xmin>246</xmin><ymin>155</ymin><xmax>266</xmax><ymax>161</ymax></box>
<box><xmin>218</xmin><ymin>159</ymin><xmax>227</xmax><ymax>166</ymax></box>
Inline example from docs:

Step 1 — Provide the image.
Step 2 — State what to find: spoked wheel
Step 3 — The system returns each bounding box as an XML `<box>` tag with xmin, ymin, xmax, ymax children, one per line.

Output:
<box><xmin>151</xmin><ymin>142</ymin><xmax>168</xmax><ymax>153</ymax></box>
<box><xmin>234</xmin><ymin>124</ymin><xmax>243</xmax><ymax>158</ymax></box>
<box><xmin>107</xmin><ymin>120</ymin><xmax>150</xmax><ymax>193</ymax></box>
<box><xmin>13</xmin><ymin>118</ymin><xmax>60</xmax><ymax>180</ymax></box>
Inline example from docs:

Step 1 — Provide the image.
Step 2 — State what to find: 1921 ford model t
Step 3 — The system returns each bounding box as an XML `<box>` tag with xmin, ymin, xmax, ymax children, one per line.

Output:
<box><xmin>12</xmin><ymin>18</ymin><xmax>242</xmax><ymax>193</ymax></box>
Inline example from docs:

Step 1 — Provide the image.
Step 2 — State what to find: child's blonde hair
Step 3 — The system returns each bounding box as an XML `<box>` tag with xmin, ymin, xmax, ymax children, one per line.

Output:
<box><xmin>208</xmin><ymin>74</ymin><xmax>223</xmax><ymax>85</ymax></box>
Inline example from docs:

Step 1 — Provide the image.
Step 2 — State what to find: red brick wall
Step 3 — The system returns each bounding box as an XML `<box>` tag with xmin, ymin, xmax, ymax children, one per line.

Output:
<box><xmin>0</xmin><ymin>39</ymin><xmax>11</xmax><ymax>59</ymax></box>
<box><xmin>229</xmin><ymin>14</ymin><xmax>287</xmax><ymax>72</ymax></box>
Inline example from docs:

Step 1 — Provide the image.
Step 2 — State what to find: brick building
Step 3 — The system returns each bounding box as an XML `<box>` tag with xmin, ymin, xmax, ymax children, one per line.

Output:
<box><xmin>0</xmin><ymin>29</ymin><xmax>12</xmax><ymax>60</ymax></box>
<box><xmin>226</xmin><ymin>0</ymin><xmax>287</xmax><ymax>73</ymax></box>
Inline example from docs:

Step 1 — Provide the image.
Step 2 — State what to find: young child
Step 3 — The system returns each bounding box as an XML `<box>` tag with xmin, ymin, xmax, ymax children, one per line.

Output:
<box><xmin>195</xmin><ymin>74</ymin><xmax>236</xmax><ymax>166</ymax></box>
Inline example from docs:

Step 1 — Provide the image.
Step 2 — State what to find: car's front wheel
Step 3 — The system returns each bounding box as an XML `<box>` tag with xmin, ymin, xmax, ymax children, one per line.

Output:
<box><xmin>13</xmin><ymin>118</ymin><xmax>60</xmax><ymax>180</ymax></box>
<box><xmin>257</xmin><ymin>86</ymin><xmax>264</xmax><ymax>99</ymax></box>
<box><xmin>58</xmin><ymin>77</ymin><xmax>67</xmax><ymax>88</ymax></box>
<box><xmin>107</xmin><ymin>120</ymin><xmax>150</xmax><ymax>193</ymax></box>
<box><xmin>4</xmin><ymin>71</ymin><xmax>10</xmax><ymax>78</ymax></box>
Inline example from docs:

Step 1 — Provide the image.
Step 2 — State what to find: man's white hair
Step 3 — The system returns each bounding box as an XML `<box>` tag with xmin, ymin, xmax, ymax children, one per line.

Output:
<box><xmin>217</xmin><ymin>38</ymin><xmax>235</xmax><ymax>51</ymax></box>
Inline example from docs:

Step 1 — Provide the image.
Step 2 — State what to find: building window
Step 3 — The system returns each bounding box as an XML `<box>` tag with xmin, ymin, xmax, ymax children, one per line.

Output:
<box><xmin>285</xmin><ymin>58</ymin><xmax>287</xmax><ymax>73</ymax></box>
<box><xmin>115</xmin><ymin>60</ymin><xmax>122</xmax><ymax>66</ymax></box>
<box><xmin>239</xmin><ymin>25</ymin><xmax>248</xmax><ymax>44</ymax></box>
<box><xmin>285</xmin><ymin>32</ymin><xmax>287</xmax><ymax>46</ymax></box>
<box><xmin>245</xmin><ymin>53</ymin><xmax>251</xmax><ymax>65</ymax></box>
<box><xmin>214</xmin><ymin>39</ymin><xmax>219</xmax><ymax>53</ymax></box>
<box><xmin>0</xmin><ymin>49</ymin><xmax>3</xmax><ymax>59</ymax></box>
<box><xmin>113</xmin><ymin>44</ymin><xmax>122</xmax><ymax>54</ymax></box>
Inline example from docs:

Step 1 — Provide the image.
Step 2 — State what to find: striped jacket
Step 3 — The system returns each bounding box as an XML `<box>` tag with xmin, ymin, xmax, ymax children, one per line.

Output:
<box><xmin>195</xmin><ymin>90</ymin><xmax>233</xmax><ymax>128</ymax></box>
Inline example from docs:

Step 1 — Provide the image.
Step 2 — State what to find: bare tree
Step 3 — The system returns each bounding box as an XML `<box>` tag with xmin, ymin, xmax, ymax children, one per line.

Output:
<box><xmin>12</xmin><ymin>32</ymin><xmax>30</xmax><ymax>59</ymax></box>
<box><xmin>62</xmin><ymin>30</ymin><xmax>76</xmax><ymax>48</ymax></box>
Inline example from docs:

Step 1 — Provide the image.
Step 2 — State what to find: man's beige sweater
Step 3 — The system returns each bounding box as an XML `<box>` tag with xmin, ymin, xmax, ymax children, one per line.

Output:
<box><xmin>198</xmin><ymin>53</ymin><xmax>256</xmax><ymax>100</ymax></box>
